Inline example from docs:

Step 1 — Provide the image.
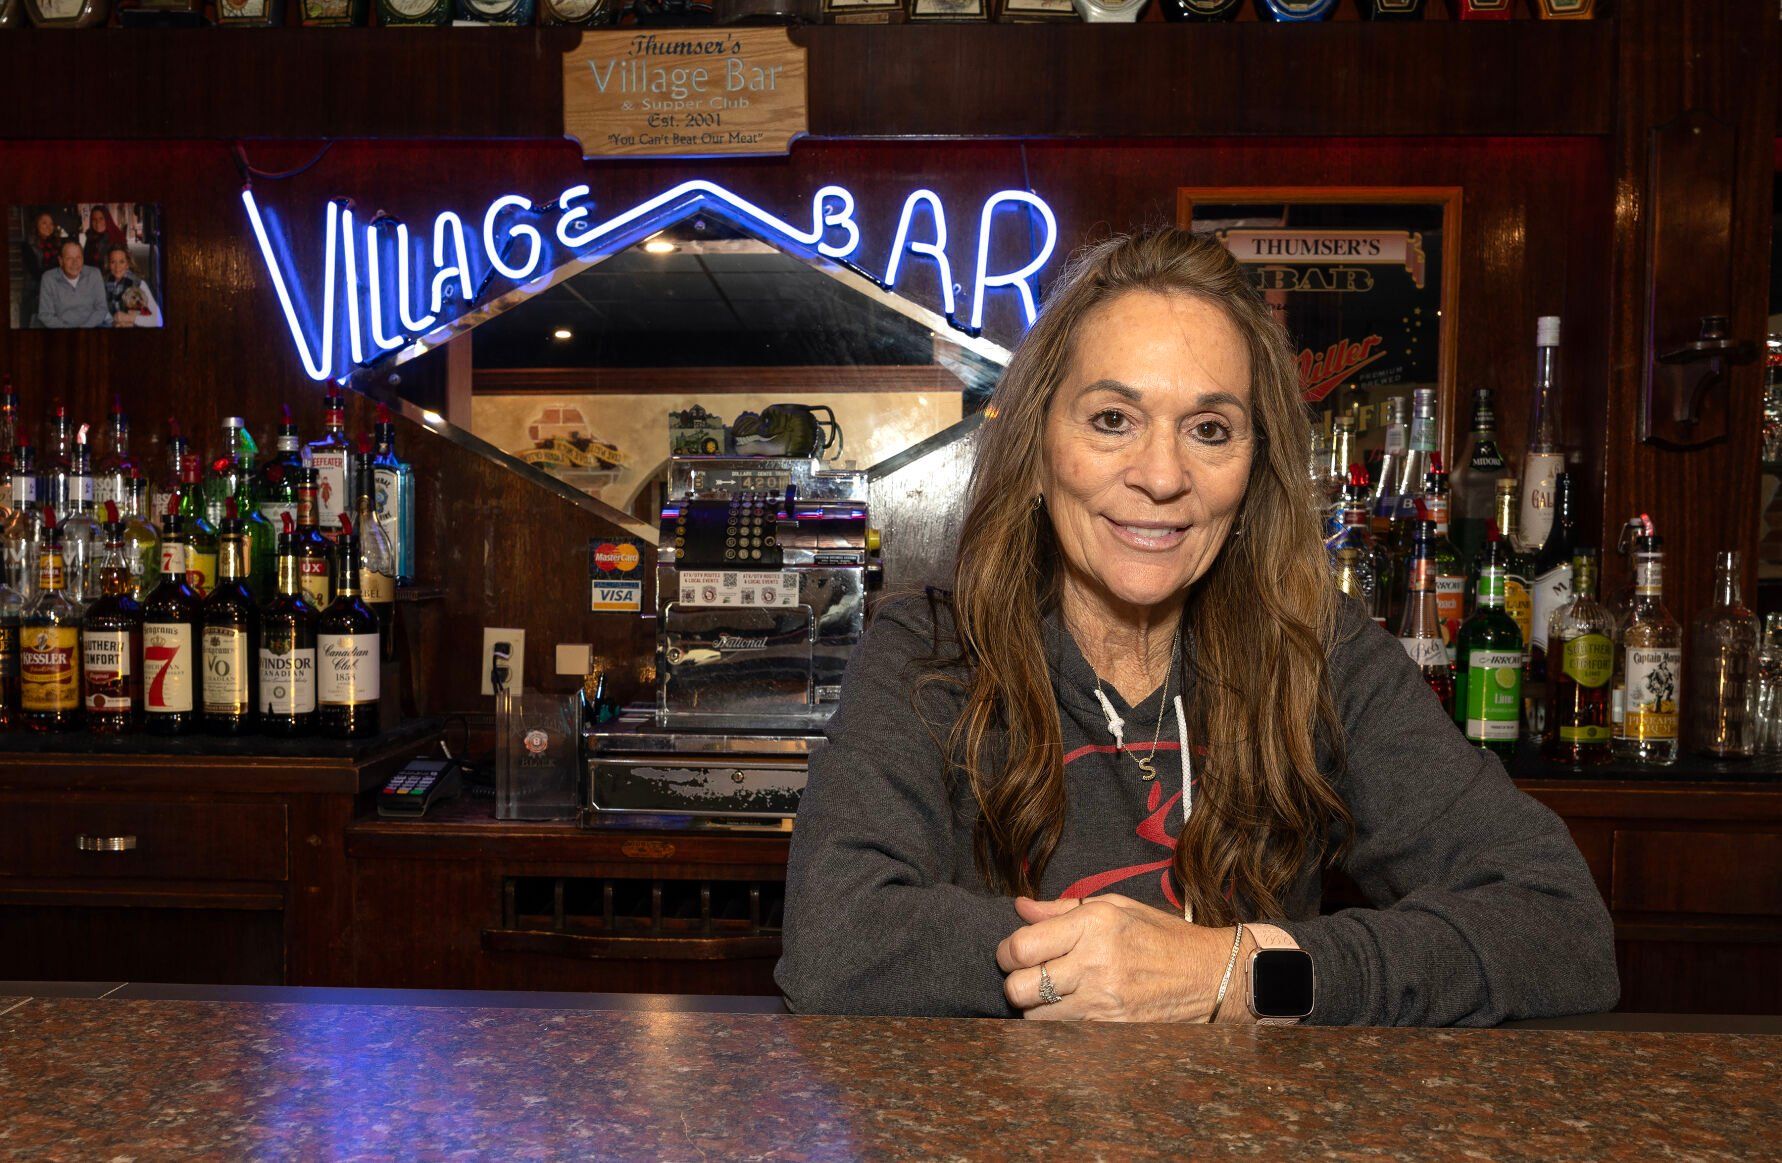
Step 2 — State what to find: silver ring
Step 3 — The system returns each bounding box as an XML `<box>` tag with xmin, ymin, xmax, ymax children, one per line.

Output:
<box><xmin>1037</xmin><ymin>964</ymin><xmax>1062</xmax><ymax>1006</ymax></box>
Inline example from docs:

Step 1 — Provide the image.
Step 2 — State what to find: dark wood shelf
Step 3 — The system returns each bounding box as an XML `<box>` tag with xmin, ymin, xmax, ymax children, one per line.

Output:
<box><xmin>0</xmin><ymin>21</ymin><xmax>1612</xmax><ymax>143</ymax></box>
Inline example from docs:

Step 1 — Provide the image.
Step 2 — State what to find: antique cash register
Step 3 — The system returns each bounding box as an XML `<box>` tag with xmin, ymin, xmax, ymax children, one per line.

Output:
<box><xmin>582</xmin><ymin>455</ymin><xmax>879</xmax><ymax>826</ymax></box>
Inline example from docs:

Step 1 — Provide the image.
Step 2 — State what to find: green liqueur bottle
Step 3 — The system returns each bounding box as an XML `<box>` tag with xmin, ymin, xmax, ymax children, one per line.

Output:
<box><xmin>1543</xmin><ymin>548</ymin><xmax>1614</xmax><ymax>766</ymax></box>
<box><xmin>1455</xmin><ymin>525</ymin><xmax>1523</xmax><ymax>760</ymax></box>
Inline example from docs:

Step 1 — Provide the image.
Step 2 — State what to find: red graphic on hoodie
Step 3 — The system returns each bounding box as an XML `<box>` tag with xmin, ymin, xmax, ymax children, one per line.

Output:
<box><xmin>1059</xmin><ymin>744</ymin><xmax>1186</xmax><ymax>909</ymax></box>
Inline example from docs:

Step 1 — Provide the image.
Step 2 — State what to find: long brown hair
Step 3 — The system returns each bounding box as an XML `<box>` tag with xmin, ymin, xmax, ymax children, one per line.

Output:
<box><xmin>928</xmin><ymin>227</ymin><xmax>1350</xmax><ymax>925</ymax></box>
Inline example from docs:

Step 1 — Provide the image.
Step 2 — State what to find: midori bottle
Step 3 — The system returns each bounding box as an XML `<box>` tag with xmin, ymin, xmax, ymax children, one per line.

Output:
<box><xmin>316</xmin><ymin>517</ymin><xmax>381</xmax><ymax>738</ymax></box>
<box><xmin>1688</xmin><ymin>550</ymin><xmax>1758</xmax><ymax>759</ymax></box>
<box><xmin>1454</xmin><ymin>525</ymin><xmax>1522</xmax><ymax>759</ymax></box>
<box><xmin>1613</xmin><ymin>521</ymin><xmax>1681</xmax><ymax>765</ymax></box>
<box><xmin>1520</xmin><ymin>316</ymin><xmax>1567</xmax><ymax>553</ymax></box>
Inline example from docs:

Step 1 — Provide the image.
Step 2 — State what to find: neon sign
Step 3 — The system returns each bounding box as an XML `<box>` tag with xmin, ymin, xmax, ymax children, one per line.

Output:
<box><xmin>243</xmin><ymin>179</ymin><xmax>1058</xmax><ymax>383</ymax></box>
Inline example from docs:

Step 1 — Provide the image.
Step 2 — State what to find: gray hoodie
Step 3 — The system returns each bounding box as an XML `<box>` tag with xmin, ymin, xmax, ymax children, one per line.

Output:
<box><xmin>776</xmin><ymin>592</ymin><xmax>1619</xmax><ymax>1024</ymax></box>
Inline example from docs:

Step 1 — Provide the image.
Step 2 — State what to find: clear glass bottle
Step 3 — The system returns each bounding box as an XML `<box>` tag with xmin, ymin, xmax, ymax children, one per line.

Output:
<box><xmin>371</xmin><ymin>406</ymin><xmax>416</xmax><ymax>587</ymax></box>
<box><xmin>148</xmin><ymin>419</ymin><xmax>187</xmax><ymax>534</ymax></box>
<box><xmin>1324</xmin><ymin>464</ymin><xmax>1388</xmax><ymax>627</ymax></box>
<box><xmin>121</xmin><ymin>479</ymin><xmax>162</xmax><ymax>603</ymax></box>
<box><xmin>1371</xmin><ymin>396</ymin><xmax>1408</xmax><ymax>537</ymax></box>
<box><xmin>1454</xmin><ymin>529</ymin><xmax>1523</xmax><ymax>760</ymax></box>
<box><xmin>1397</xmin><ymin>504</ymin><xmax>1455</xmax><ymax>716</ymax></box>
<box><xmin>3</xmin><ymin>440</ymin><xmax>40</xmax><ymax>602</ymax></box>
<box><xmin>1452</xmin><ymin>386</ymin><xmax>1509</xmax><ymax>565</ymax></box>
<box><xmin>1763</xmin><ymin>337</ymin><xmax>1782</xmax><ymax>468</ymax></box>
<box><xmin>1613</xmin><ymin>526</ymin><xmax>1682</xmax><ymax>765</ymax></box>
<box><xmin>39</xmin><ymin>401</ymin><xmax>74</xmax><ymax>518</ymax></box>
<box><xmin>1688</xmin><ymin>550</ymin><xmax>1758</xmax><ymax>759</ymax></box>
<box><xmin>1395</xmin><ymin>387</ymin><xmax>1440</xmax><ymax>520</ymax></box>
<box><xmin>93</xmin><ymin>398</ymin><xmax>137</xmax><ymax>515</ymax></box>
<box><xmin>1520</xmin><ymin>316</ymin><xmax>1567</xmax><ymax>554</ymax></box>
<box><xmin>1543</xmin><ymin>548</ymin><xmax>1614</xmax><ymax>766</ymax></box>
<box><xmin>60</xmin><ymin>435</ymin><xmax>102</xmax><ymax>607</ymax></box>
<box><xmin>1754</xmin><ymin>613</ymin><xmax>1782</xmax><ymax>756</ymax></box>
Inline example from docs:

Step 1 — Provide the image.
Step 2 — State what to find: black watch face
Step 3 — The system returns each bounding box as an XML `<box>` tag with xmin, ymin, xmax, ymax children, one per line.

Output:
<box><xmin>1252</xmin><ymin>949</ymin><xmax>1315</xmax><ymax>1018</ymax></box>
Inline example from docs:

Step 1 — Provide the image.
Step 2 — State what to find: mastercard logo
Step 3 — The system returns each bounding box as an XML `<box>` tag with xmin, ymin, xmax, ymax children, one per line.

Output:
<box><xmin>594</xmin><ymin>542</ymin><xmax>640</xmax><ymax>572</ymax></box>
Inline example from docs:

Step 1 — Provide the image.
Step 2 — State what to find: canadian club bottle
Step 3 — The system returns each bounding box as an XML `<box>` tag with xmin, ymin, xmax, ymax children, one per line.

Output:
<box><xmin>1543</xmin><ymin>548</ymin><xmax>1614</xmax><ymax>766</ymax></box>
<box><xmin>294</xmin><ymin>468</ymin><xmax>334</xmax><ymax>612</ymax></box>
<box><xmin>81</xmin><ymin>508</ymin><xmax>143</xmax><ymax>734</ymax></box>
<box><xmin>20</xmin><ymin>512</ymin><xmax>82</xmax><ymax>732</ymax></box>
<box><xmin>1397</xmin><ymin>504</ymin><xmax>1454</xmax><ymax>716</ymax></box>
<box><xmin>1526</xmin><ymin>471</ymin><xmax>1578</xmax><ymax>740</ymax></box>
<box><xmin>201</xmin><ymin>504</ymin><xmax>257</xmax><ymax>735</ymax></box>
<box><xmin>259</xmin><ymin>516</ymin><xmax>318</xmax><ymax>736</ymax></box>
<box><xmin>316</xmin><ymin>518</ymin><xmax>380</xmax><ymax>738</ymax></box>
<box><xmin>143</xmin><ymin>511</ymin><xmax>203</xmax><ymax>735</ymax></box>
<box><xmin>1613</xmin><ymin>523</ymin><xmax>1681</xmax><ymax>765</ymax></box>
<box><xmin>1454</xmin><ymin>527</ymin><xmax>1523</xmax><ymax>759</ymax></box>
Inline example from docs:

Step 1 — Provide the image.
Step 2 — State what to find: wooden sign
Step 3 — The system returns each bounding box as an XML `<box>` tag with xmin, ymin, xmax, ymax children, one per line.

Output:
<box><xmin>563</xmin><ymin>30</ymin><xmax>808</xmax><ymax>160</ymax></box>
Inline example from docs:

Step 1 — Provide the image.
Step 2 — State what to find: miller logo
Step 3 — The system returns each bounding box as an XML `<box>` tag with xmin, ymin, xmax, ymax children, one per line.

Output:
<box><xmin>714</xmin><ymin>634</ymin><xmax>769</xmax><ymax>652</ymax></box>
<box><xmin>1298</xmin><ymin>335</ymin><xmax>1387</xmax><ymax>403</ymax></box>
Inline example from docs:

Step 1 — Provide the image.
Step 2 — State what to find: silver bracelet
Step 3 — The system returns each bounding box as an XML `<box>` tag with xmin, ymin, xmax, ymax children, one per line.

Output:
<box><xmin>1208</xmin><ymin>922</ymin><xmax>1245</xmax><ymax>1024</ymax></box>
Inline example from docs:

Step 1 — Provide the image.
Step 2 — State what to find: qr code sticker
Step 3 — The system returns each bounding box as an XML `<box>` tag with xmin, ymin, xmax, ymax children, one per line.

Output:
<box><xmin>741</xmin><ymin>589</ymin><xmax>757</xmax><ymax>604</ymax></box>
<box><xmin>723</xmin><ymin>573</ymin><xmax>738</xmax><ymax>586</ymax></box>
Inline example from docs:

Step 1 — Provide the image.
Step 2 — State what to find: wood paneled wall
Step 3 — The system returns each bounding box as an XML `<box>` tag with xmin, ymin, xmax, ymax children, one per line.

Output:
<box><xmin>0</xmin><ymin>134</ymin><xmax>1614</xmax><ymax>718</ymax></box>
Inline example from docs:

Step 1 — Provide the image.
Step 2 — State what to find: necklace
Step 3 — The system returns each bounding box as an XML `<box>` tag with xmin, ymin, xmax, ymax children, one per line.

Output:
<box><xmin>1092</xmin><ymin>619</ymin><xmax>1182</xmax><ymax>781</ymax></box>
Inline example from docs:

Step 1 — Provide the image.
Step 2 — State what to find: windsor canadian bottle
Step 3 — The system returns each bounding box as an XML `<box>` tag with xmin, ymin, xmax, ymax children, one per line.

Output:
<box><xmin>259</xmin><ymin>517</ymin><xmax>318</xmax><ymax>737</ymax></box>
<box><xmin>1688</xmin><ymin>550</ymin><xmax>1758</xmax><ymax>759</ymax></box>
<box><xmin>1543</xmin><ymin>549</ymin><xmax>1613</xmax><ymax>766</ymax></box>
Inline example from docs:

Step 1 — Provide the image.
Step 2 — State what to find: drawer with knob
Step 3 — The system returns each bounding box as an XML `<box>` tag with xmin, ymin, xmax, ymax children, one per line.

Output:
<box><xmin>0</xmin><ymin>798</ymin><xmax>288</xmax><ymax>882</ymax></box>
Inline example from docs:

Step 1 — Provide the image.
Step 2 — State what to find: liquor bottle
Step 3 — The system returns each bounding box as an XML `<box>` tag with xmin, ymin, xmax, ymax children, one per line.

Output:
<box><xmin>3</xmin><ymin>439</ymin><xmax>40</xmax><ymax>601</ymax></box>
<box><xmin>20</xmin><ymin>512</ymin><xmax>83</xmax><ymax>733</ymax></box>
<box><xmin>1332</xmin><ymin>548</ymin><xmax>1372</xmax><ymax>618</ymax></box>
<box><xmin>1371</xmin><ymin>396</ymin><xmax>1408</xmax><ymax>536</ymax></box>
<box><xmin>293</xmin><ymin>468</ymin><xmax>335</xmax><ymax>611</ymax></box>
<box><xmin>93</xmin><ymin>398</ymin><xmax>137</xmax><ymax>514</ymax></box>
<box><xmin>1323</xmin><ymin>464</ymin><xmax>1389</xmax><ymax>627</ymax></box>
<box><xmin>1688</xmin><ymin>550</ymin><xmax>1758</xmax><ymax>759</ymax></box>
<box><xmin>260</xmin><ymin>516</ymin><xmax>319</xmax><ymax>737</ymax></box>
<box><xmin>201</xmin><ymin>502</ymin><xmax>258</xmax><ymax>736</ymax></box>
<box><xmin>1454</xmin><ymin>529</ymin><xmax>1523</xmax><ymax>760</ymax></box>
<box><xmin>354</xmin><ymin>445</ymin><xmax>397</xmax><ymax>658</ymax></box>
<box><xmin>1324</xmin><ymin>409</ymin><xmax>1358</xmax><ymax>511</ymax></box>
<box><xmin>60</xmin><ymin>432</ymin><xmax>102</xmax><ymax>607</ymax></box>
<box><xmin>1397</xmin><ymin>504</ymin><xmax>1454</xmax><ymax>716</ymax></box>
<box><xmin>0</xmin><ymin>377</ymin><xmax>17</xmax><ymax>485</ymax></box>
<box><xmin>370</xmin><ymin>406</ymin><xmax>416</xmax><ymax>586</ymax></box>
<box><xmin>1160</xmin><ymin>0</ymin><xmax>1238</xmax><ymax>17</ymax></box>
<box><xmin>1481</xmin><ymin>478</ymin><xmax>1534</xmax><ymax>649</ymax></box>
<box><xmin>1543</xmin><ymin>549</ymin><xmax>1614</xmax><ymax>767</ymax></box>
<box><xmin>1525</xmin><ymin>471</ymin><xmax>1578</xmax><ymax>739</ymax></box>
<box><xmin>122</xmin><ymin>477</ymin><xmax>162</xmax><ymax>602</ymax></box>
<box><xmin>148</xmin><ymin>419</ymin><xmax>187</xmax><ymax>532</ymax></box>
<box><xmin>258</xmin><ymin>405</ymin><xmax>303</xmax><ymax>533</ymax></box>
<box><xmin>1395</xmin><ymin>387</ymin><xmax>1440</xmax><ymax>521</ymax></box>
<box><xmin>307</xmin><ymin>391</ymin><xmax>355</xmax><ymax>538</ymax></box>
<box><xmin>142</xmin><ymin>512</ymin><xmax>203</xmax><ymax>736</ymax></box>
<box><xmin>176</xmin><ymin>452</ymin><xmax>219</xmax><ymax>598</ymax></box>
<box><xmin>1423</xmin><ymin>458</ymin><xmax>1465</xmax><ymax>664</ymax></box>
<box><xmin>317</xmin><ymin>517</ymin><xmax>381</xmax><ymax>739</ymax></box>
<box><xmin>1360</xmin><ymin>0</ymin><xmax>1421</xmax><ymax>16</ymax></box>
<box><xmin>204</xmin><ymin>416</ymin><xmax>254</xmax><ymax>529</ymax></box>
<box><xmin>1520</xmin><ymin>316</ymin><xmax>1567</xmax><ymax>554</ymax></box>
<box><xmin>1613</xmin><ymin>523</ymin><xmax>1681</xmax><ymax>765</ymax></box>
<box><xmin>0</xmin><ymin>556</ymin><xmax>19</xmax><ymax>730</ymax></box>
<box><xmin>1253</xmin><ymin>0</ymin><xmax>1335</xmax><ymax>19</ymax></box>
<box><xmin>81</xmin><ymin>512</ymin><xmax>143</xmax><ymax>734</ymax></box>
<box><xmin>1451</xmin><ymin>387</ymin><xmax>1508</xmax><ymax>566</ymax></box>
<box><xmin>40</xmin><ymin>401</ymin><xmax>74</xmax><ymax>517</ymax></box>
<box><xmin>1755</xmin><ymin>613</ymin><xmax>1782</xmax><ymax>756</ymax></box>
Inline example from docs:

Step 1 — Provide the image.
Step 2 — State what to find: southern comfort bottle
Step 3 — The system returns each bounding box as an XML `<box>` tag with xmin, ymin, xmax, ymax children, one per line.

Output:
<box><xmin>316</xmin><ymin>517</ymin><xmax>381</xmax><ymax>739</ymax></box>
<box><xmin>259</xmin><ymin>515</ymin><xmax>318</xmax><ymax>737</ymax></box>
<box><xmin>81</xmin><ymin>507</ymin><xmax>143</xmax><ymax>734</ymax></box>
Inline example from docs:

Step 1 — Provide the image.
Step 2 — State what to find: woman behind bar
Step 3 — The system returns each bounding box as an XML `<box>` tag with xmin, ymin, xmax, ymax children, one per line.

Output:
<box><xmin>776</xmin><ymin>228</ymin><xmax>1619</xmax><ymax>1025</ymax></box>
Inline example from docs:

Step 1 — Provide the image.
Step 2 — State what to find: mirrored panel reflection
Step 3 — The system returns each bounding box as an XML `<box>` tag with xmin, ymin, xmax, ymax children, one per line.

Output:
<box><xmin>361</xmin><ymin>214</ymin><xmax>1008</xmax><ymax>537</ymax></box>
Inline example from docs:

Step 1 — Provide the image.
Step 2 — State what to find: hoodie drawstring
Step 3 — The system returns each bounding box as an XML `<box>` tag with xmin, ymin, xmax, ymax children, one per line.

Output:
<box><xmin>1174</xmin><ymin>693</ymin><xmax>1192</xmax><ymax>924</ymax></box>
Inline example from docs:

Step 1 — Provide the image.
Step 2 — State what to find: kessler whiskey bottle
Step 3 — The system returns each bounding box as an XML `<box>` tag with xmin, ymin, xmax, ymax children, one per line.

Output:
<box><xmin>316</xmin><ymin>517</ymin><xmax>381</xmax><ymax>739</ymax></box>
<box><xmin>201</xmin><ymin>503</ymin><xmax>258</xmax><ymax>736</ymax></box>
<box><xmin>81</xmin><ymin>508</ymin><xmax>144</xmax><ymax>734</ymax></box>
<box><xmin>1543</xmin><ymin>548</ymin><xmax>1613</xmax><ymax>767</ymax></box>
<box><xmin>21</xmin><ymin>512</ymin><xmax>83</xmax><ymax>733</ymax></box>
<box><xmin>260</xmin><ymin>516</ymin><xmax>318</xmax><ymax>737</ymax></box>
<box><xmin>143</xmin><ymin>511</ymin><xmax>203</xmax><ymax>736</ymax></box>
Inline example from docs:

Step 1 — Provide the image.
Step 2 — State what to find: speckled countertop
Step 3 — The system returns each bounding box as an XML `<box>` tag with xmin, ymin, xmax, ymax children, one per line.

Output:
<box><xmin>0</xmin><ymin>995</ymin><xmax>1777</xmax><ymax>1160</ymax></box>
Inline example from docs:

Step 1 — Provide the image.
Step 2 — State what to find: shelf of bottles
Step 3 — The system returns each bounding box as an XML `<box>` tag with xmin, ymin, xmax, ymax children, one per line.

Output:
<box><xmin>0</xmin><ymin>383</ymin><xmax>419</xmax><ymax>741</ymax></box>
<box><xmin>1316</xmin><ymin>316</ymin><xmax>1774</xmax><ymax>770</ymax></box>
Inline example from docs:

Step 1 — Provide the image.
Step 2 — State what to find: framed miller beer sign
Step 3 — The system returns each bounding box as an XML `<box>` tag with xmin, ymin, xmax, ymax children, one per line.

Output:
<box><xmin>1178</xmin><ymin>187</ymin><xmax>1460</xmax><ymax>465</ymax></box>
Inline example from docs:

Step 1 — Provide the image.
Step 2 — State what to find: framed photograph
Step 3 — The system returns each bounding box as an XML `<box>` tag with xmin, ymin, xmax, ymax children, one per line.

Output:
<box><xmin>822</xmin><ymin>0</ymin><xmax>903</xmax><ymax>20</ymax></box>
<box><xmin>995</xmin><ymin>0</ymin><xmax>1075</xmax><ymax>19</ymax></box>
<box><xmin>9</xmin><ymin>203</ymin><xmax>165</xmax><ymax>331</ymax></box>
<box><xmin>1178</xmin><ymin>186</ymin><xmax>1461</xmax><ymax>466</ymax></box>
<box><xmin>908</xmin><ymin>0</ymin><xmax>985</xmax><ymax>20</ymax></box>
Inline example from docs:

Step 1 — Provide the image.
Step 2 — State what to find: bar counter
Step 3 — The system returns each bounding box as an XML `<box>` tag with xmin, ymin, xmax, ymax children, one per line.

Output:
<box><xmin>1</xmin><ymin>985</ymin><xmax>1777</xmax><ymax>1158</ymax></box>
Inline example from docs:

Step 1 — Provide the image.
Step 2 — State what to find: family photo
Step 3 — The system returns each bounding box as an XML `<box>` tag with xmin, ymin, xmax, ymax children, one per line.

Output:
<box><xmin>7</xmin><ymin>202</ymin><xmax>164</xmax><ymax>330</ymax></box>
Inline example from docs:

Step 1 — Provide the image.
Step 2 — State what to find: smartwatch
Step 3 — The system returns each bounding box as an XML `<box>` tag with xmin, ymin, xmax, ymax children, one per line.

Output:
<box><xmin>1247</xmin><ymin>923</ymin><xmax>1315</xmax><ymax>1025</ymax></box>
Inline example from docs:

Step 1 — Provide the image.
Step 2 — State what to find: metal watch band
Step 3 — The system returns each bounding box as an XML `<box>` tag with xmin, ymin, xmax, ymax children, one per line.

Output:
<box><xmin>1247</xmin><ymin>923</ymin><xmax>1306</xmax><ymax>1026</ymax></box>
